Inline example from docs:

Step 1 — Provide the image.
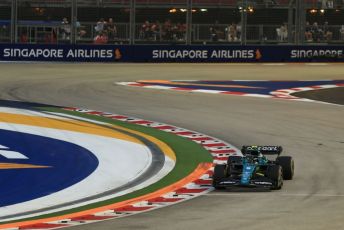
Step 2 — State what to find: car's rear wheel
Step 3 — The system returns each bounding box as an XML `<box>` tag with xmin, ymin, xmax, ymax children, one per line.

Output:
<box><xmin>213</xmin><ymin>164</ymin><xmax>226</xmax><ymax>189</ymax></box>
<box><xmin>277</xmin><ymin>156</ymin><xmax>294</xmax><ymax>180</ymax></box>
<box><xmin>267</xmin><ymin>165</ymin><xmax>283</xmax><ymax>190</ymax></box>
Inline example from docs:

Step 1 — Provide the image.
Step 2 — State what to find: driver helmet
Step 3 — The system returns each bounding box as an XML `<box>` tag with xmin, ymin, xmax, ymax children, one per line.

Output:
<box><xmin>249</xmin><ymin>146</ymin><xmax>262</xmax><ymax>157</ymax></box>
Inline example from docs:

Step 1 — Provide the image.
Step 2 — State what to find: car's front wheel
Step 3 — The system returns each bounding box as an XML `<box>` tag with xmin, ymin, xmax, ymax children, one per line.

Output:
<box><xmin>212</xmin><ymin>164</ymin><xmax>226</xmax><ymax>189</ymax></box>
<box><xmin>277</xmin><ymin>156</ymin><xmax>294</xmax><ymax>180</ymax></box>
<box><xmin>267</xmin><ymin>165</ymin><xmax>283</xmax><ymax>190</ymax></box>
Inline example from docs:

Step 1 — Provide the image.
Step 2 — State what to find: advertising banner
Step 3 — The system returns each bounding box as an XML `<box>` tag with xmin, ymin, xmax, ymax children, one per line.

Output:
<box><xmin>0</xmin><ymin>44</ymin><xmax>343</xmax><ymax>62</ymax></box>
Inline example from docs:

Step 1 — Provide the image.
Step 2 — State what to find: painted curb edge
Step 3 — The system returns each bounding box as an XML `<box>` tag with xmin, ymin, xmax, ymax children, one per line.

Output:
<box><xmin>2</xmin><ymin>107</ymin><xmax>241</xmax><ymax>230</ymax></box>
<box><xmin>117</xmin><ymin>81</ymin><xmax>344</xmax><ymax>104</ymax></box>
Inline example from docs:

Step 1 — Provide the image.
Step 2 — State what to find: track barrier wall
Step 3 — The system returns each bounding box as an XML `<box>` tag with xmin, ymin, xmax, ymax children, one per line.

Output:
<box><xmin>0</xmin><ymin>44</ymin><xmax>344</xmax><ymax>62</ymax></box>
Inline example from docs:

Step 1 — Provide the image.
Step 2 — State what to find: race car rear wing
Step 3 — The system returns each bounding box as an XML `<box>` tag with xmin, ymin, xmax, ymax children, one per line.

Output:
<box><xmin>241</xmin><ymin>146</ymin><xmax>283</xmax><ymax>155</ymax></box>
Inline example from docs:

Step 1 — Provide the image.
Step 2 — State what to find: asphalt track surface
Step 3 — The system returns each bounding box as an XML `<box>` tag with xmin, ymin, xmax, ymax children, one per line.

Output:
<box><xmin>0</xmin><ymin>63</ymin><xmax>343</xmax><ymax>230</ymax></box>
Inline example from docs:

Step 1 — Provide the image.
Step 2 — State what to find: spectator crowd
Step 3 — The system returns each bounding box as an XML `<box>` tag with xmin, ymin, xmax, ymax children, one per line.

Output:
<box><xmin>93</xmin><ymin>18</ymin><xmax>117</xmax><ymax>44</ymax></box>
<box><xmin>9</xmin><ymin>16</ymin><xmax>344</xmax><ymax>44</ymax></box>
<box><xmin>210</xmin><ymin>21</ymin><xmax>241</xmax><ymax>42</ymax></box>
<box><xmin>305</xmin><ymin>21</ymin><xmax>334</xmax><ymax>42</ymax></box>
<box><xmin>139</xmin><ymin>20</ymin><xmax>186</xmax><ymax>41</ymax></box>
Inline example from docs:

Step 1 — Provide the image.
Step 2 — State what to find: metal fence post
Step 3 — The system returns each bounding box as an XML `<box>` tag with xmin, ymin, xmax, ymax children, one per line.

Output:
<box><xmin>71</xmin><ymin>0</ymin><xmax>78</xmax><ymax>44</ymax></box>
<box><xmin>11</xmin><ymin>0</ymin><xmax>18</xmax><ymax>43</ymax></box>
<box><xmin>259</xmin><ymin>24</ymin><xmax>264</xmax><ymax>44</ymax></box>
<box><xmin>287</xmin><ymin>1</ymin><xmax>294</xmax><ymax>43</ymax></box>
<box><xmin>294</xmin><ymin>0</ymin><xmax>305</xmax><ymax>45</ymax></box>
<box><xmin>240</xmin><ymin>0</ymin><xmax>248</xmax><ymax>45</ymax></box>
<box><xmin>299</xmin><ymin>1</ymin><xmax>306</xmax><ymax>44</ymax></box>
<box><xmin>186</xmin><ymin>0</ymin><xmax>192</xmax><ymax>45</ymax></box>
<box><xmin>129</xmin><ymin>0</ymin><xmax>136</xmax><ymax>45</ymax></box>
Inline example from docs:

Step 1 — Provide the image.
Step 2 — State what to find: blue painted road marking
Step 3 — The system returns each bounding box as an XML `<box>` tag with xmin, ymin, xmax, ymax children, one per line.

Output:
<box><xmin>0</xmin><ymin>129</ymin><xmax>98</xmax><ymax>207</ymax></box>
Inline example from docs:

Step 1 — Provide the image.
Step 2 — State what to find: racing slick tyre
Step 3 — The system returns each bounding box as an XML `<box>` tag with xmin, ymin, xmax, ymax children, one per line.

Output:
<box><xmin>267</xmin><ymin>165</ymin><xmax>283</xmax><ymax>190</ymax></box>
<box><xmin>276</xmin><ymin>156</ymin><xmax>294</xmax><ymax>180</ymax></box>
<box><xmin>213</xmin><ymin>164</ymin><xmax>226</xmax><ymax>190</ymax></box>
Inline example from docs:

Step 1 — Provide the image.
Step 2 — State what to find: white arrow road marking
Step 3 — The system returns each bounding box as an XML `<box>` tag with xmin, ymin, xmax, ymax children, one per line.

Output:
<box><xmin>0</xmin><ymin>150</ymin><xmax>28</xmax><ymax>159</ymax></box>
<box><xmin>0</xmin><ymin>144</ymin><xmax>9</xmax><ymax>149</ymax></box>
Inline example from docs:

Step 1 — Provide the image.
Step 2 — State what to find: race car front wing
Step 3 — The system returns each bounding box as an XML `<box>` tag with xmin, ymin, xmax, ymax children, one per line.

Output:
<box><xmin>215</xmin><ymin>177</ymin><xmax>273</xmax><ymax>188</ymax></box>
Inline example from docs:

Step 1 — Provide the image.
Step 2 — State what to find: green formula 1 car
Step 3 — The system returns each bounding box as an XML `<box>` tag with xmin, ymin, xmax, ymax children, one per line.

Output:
<box><xmin>212</xmin><ymin>145</ymin><xmax>294</xmax><ymax>190</ymax></box>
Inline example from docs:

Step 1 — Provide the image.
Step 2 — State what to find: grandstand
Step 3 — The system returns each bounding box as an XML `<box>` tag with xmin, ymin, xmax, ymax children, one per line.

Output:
<box><xmin>1</xmin><ymin>0</ymin><xmax>344</xmax><ymax>45</ymax></box>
